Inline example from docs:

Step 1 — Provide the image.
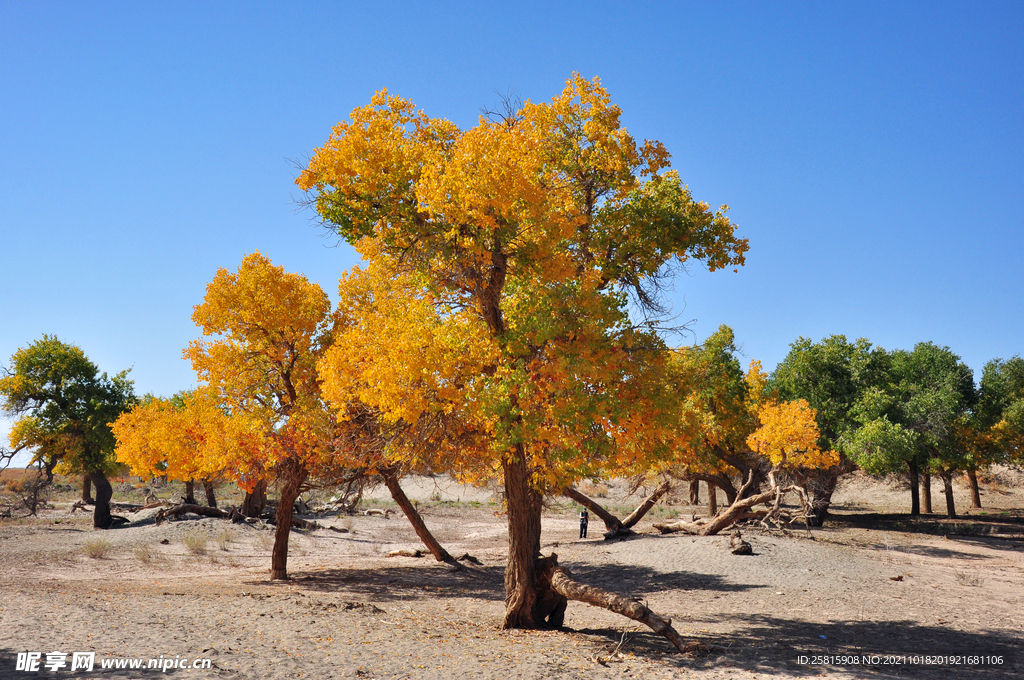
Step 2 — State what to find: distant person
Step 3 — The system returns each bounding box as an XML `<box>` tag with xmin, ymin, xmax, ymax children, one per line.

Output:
<box><xmin>579</xmin><ymin>509</ymin><xmax>589</xmax><ymax>539</ymax></box>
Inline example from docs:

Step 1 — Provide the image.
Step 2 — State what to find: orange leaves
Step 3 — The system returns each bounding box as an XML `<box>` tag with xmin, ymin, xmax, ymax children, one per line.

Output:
<box><xmin>747</xmin><ymin>399</ymin><xmax>839</xmax><ymax>470</ymax></box>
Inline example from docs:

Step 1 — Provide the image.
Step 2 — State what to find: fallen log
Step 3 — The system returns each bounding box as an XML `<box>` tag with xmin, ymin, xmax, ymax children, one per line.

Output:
<box><xmin>155</xmin><ymin>504</ymin><xmax>229</xmax><ymax>524</ymax></box>
<box><xmin>386</xmin><ymin>549</ymin><xmax>424</xmax><ymax>558</ymax></box>
<box><xmin>537</xmin><ymin>554</ymin><xmax>703</xmax><ymax>654</ymax></box>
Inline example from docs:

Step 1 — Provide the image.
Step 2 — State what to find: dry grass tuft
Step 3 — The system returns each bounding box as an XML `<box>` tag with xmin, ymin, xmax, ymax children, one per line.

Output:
<box><xmin>83</xmin><ymin>538</ymin><xmax>113</xmax><ymax>559</ymax></box>
<box><xmin>184</xmin><ymin>531</ymin><xmax>208</xmax><ymax>556</ymax></box>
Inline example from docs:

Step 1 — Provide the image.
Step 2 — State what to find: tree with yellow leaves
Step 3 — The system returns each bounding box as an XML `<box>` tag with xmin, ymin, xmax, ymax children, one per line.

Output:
<box><xmin>299</xmin><ymin>74</ymin><xmax>748</xmax><ymax>641</ymax></box>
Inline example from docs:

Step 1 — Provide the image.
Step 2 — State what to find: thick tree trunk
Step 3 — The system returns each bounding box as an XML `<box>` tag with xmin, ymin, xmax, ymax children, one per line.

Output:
<box><xmin>940</xmin><ymin>471</ymin><xmax>956</xmax><ymax>519</ymax></box>
<box><xmin>270</xmin><ymin>467</ymin><xmax>307</xmax><ymax>581</ymax></box>
<box><xmin>184</xmin><ymin>480</ymin><xmax>197</xmax><ymax>505</ymax></box>
<box><xmin>966</xmin><ymin>470</ymin><xmax>982</xmax><ymax>509</ymax></box>
<box><xmin>921</xmin><ymin>473</ymin><xmax>932</xmax><ymax>514</ymax></box>
<box><xmin>689</xmin><ymin>479</ymin><xmax>700</xmax><ymax>505</ymax></box>
<box><xmin>155</xmin><ymin>503</ymin><xmax>229</xmax><ymax>523</ymax></box>
<box><xmin>242</xmin><ymin>479</ymin><xmax>268</xmax><ymax>517</ymax></box>
<box><xmin>536</xmin><ymin>554</ymin><xmax>701</xmax><ymax>653</ymax></box>
<box><xmin>382</xmin><ymin>468</ymin><xmax>457</xmax><ymax>565</ymax></box>
<box><xmin>81</xmin><ymin>475</ymin><xmax>95</xmax><ymax>504</ymax></box>
<box><xmin>908</xmin><ymin>461</ymin><xmax>920</xmax><ymax>516</ymax></box>
<box><xmin>564</xmin><ymin>486</ymin><xmax>626</xmax><ymax>537</ymax></box>
<box><xmin>501</xmin><ymin>446</ymin><xmax>543</xmax><ymax>629</ymax></box>
<box><xmin>203</xmin><ymin>480</ymin><xmax>217</xmax><ymax>508</ymax></box>
<box><xmin>800</xmin><ymin>468</ymin><xmax>840</xmax><ymax>527</ymax></box>
<box><xmin>707</xmin><ymin>482</ymin><xmax>718</xmax><ymax>516</ymax></box>
<box><xmin>90</xmin><ymin>472</ymin><xmax>113</xmax><ymax>529</ymax></box>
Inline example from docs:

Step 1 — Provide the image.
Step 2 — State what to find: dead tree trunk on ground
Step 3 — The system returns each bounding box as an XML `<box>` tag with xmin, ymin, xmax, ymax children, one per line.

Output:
<box><xmin>653</xmin><ymin>469</ymin><xmax>810</xmax><ymax>536</ymax></box>
<box><xmin>381</xmin><ymin>467</ymin><xmax>459</xmax><ymax>566</ymax></box>
<box><xmin>564</xmin><ymin>480</ymin><xmax>673</xmax><ymax>539</ymax></box>
<box><xmin>535</xmin><ymin>555</ymin><xmax>702</xmax><ymax>653</ymax></box>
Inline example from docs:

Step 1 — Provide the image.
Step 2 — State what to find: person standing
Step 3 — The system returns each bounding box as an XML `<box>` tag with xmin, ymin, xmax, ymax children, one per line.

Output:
<box><xmin>579</xmin><ymin>509</ymin><xmax>589</xmax><ymax>539</ymax></box>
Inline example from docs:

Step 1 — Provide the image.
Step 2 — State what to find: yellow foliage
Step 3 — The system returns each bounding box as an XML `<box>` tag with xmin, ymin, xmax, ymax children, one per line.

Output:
<box><xmin>747</xmin><ymin>399</ymin><xmax>838</xmax><ymax>470</ymax></box>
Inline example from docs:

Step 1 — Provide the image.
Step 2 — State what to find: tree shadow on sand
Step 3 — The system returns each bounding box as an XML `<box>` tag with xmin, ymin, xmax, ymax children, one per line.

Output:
<box><xmin>271</xmin><ymin>560</ymin><xmax>761</xmax><ymax>604</ymax></box>
<box><xmin>572</xmin><ymin>614</ymin><xmax>1018</xmax><ymax>679</ymax></box>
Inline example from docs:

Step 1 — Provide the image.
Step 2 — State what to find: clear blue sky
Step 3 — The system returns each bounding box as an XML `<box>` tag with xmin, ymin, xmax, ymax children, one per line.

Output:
<box><xmin>3</xmin><ymin>1</ymin><xmax>1022</xmax><ymax>461</ymax></box>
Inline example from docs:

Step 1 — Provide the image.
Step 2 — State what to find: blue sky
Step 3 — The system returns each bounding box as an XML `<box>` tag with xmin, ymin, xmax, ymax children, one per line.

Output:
<box><xmin>2</xmin><ymin>1</ymin><xmax>1022</xmax><ymax>461</ymax></box>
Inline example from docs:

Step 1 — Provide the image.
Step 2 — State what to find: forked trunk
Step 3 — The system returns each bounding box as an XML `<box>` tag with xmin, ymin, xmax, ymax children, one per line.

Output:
<box><xmin>382</xmin><ymin>468</ymin><xmax>457</xmax><ymax>565</ymax></box>
<box><xmin>90</xmin><ymin>472</ymin><xmax>113</xmax><ymax>530</ymax></box>
<box><xmin>688</xmin><ymin>479</ymin><xmax>700</xmax><ymax>505</ymax></box>
<box><xmin>203</xmin><ymin>480</ymin><xmax>217</xmax><ymax>508</ymax></box>
<box><xmin>908</xmin><ymin>461</ymin><xmax>920</xmax><ymax>516</ymax></box>
<box><xmin>81</xmin><ymin>475</ymin><xmax>95</xmax><ymax>504</ymax></box>
<box><xmin>501</xmin><ymin>446</ymin><xmax>543</xmax><ymax>629</ymax></box>
<box><xmin>242</xmin><ymin>479</ymin><xmax>268</xmax><ymax>517</ymax></box>
<box><xmin>940</xmin><ymin>471</ymin><xmax>956</xmax><ymax>519</ymax></box>
<box><xmin>966</xmin><ymin>470</ymin><xmax>981</xmax><ymax>509</ymax></box>
<box><xmin>564</xmin><ymin>480</ymin><xmax>672</xmax><ymax>540</ymax></box>
<box><xmin>270</xmin><ymin>468</ymin><xmax>307</xmax><ymax>581</ymax></box>
<box><xmin>184</xmin><ymin>480</ymin><xmax>197</xmax><ymax>505</ymax></box>
<box><xmin>563</xmin><ymin>486</ymin><xmax>626</xmax><ymax>537</ymax></box>
<box><xmin>921</xmin><ymin>473</ymin><xmax>932</xmax><ymax>514</ymax></box>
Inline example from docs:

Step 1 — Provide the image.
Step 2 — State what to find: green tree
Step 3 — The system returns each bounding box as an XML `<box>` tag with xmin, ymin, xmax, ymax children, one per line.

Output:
<box><xmin>1</xmin><ymin>335</ymin><xmax>136</xmax><ymax>528</ymax></box>
<box><xmin>769</xmin><ymin>335</ymin><xmax>888</xmax><ymax>523</ymax></box>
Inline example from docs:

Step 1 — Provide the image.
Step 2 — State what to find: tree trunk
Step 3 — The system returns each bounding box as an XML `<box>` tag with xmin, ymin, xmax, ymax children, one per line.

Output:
<box><xmin>242</xmin><ymin>479</ymin><xmax>268</xmax><ymax>517</ymax></box>
<box><xmin>536</xmin><ymin>554</ymin><xmax>701</xmax><ymax>653</ymax></box>
<box><xmin>620</xmin><ymin>480</ymin><xmax>673</xmax><ymax>529</ymax></box>
<box><xmin>90</xmin><ymin>472</ymin><xmax>113</xmax><ymax>529</ymax></box>
<box><xmin>564</xmin><ymin>486</ymin><xmax>626</xmax><ymax>537</ymax></box>
<box><xmin>921</xmin><ymin>473</ymin><xmax>932</xmax><ymax>514</ymax></box>
<box><xmin>270</xmin><ymin>466</ymin><xmax>307</xmax><ymax>581</ymax></box>
<box><xmin>940</xmin><ymin>471</ymin><xmax>956</xmax><ymax>519</ymax></box>
<box><xmin>382</xmin><ymin>468</ymin><xmax>457</xmax><ymax>565</ymax></box>
<box><xmin>155</xmin><ymin>503</ymin><xmax>229</xmax><ymax>523</ymax></box>
<box><xmin>908</xmin><ymin>461</ymin><xmax>920</xmax><ymax>516</ymax></box>
<box><xmin>707</xmin><ymin>482</ymin><xmax>718</xmax><ymax>516</ymax></box>
<box><xmin>184</xmin><ymin>480</ymin><xmax>197</xmax><ymax>505</ymax></box>
<box><xmin>501</xmin><ymin>446</ymin><xmax>543</xmax><ymax>629</ymax></box>
<box><xmin>799</xmin><ymin>468</ymin><xmax>841</xmax><ymax>527</ymax></box>
<box><xmin>82</xmin><ymin>475</ymin><xmax>95</xmax><ymax>504</ymax></box>
<box><xmin>689</xmin><ymin>479</ymin><xmax>699</xmax><ymax>505</ymax></box>
<box><xmin>203</xmin><ymin>480</ymin><xmax>217</xmax><ymax>508</ymax></box>
<box><xmin>966</xmin><ymin>470</ymin><xmax>981</xmax><ymax>509</ymax></box>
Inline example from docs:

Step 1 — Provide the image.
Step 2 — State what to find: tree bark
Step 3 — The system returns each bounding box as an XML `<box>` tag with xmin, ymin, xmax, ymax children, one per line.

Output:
<box><xmin>966</xmin><ymin>470</ymin><xmax>981</xmax><ymax>509</ymax></box>
<box><xmin>940</xmin><ymin>471</ymin><xmax>956</xmax><ymax>519</ymax></box>
<box><xmin>620</xmin><ymin>480</ymin><xmax>673</xmax><ymax>529</ymax></box>
<box><xmin>184</xmin><ymin>480</ymin><xmax>197</xmax><ymax>505</ymax></box>
<box><xmin>82</xmin><ymin>475</ymin><xmax>95</xmax><ymax>504</ymax></box>
<box><xmin>90</xmin><ymin>472</ymin><xmax>113</xmax><ymax>529</ymax></box>
<box><xmin>564</xmin><ymin>486</ymin><xmax>627</xmax><ymax>537</ymax></box>
<box><xmin>382</xmin><ymin>468</ymin><xmax>457</xmax><ymax>565</ymax></box>
<box><xmin>203</xmin><ymin>480</ymin><xmax>217</xmax><ymax>508</ymax></box>
<box><xmin>242</xmin><ymin>479</ymin><xmax>268</xmax><ymax>517</ymax></box>
<box><xmin>536</xmin><ymin>555</ymin><xmax>701</xmax><ymax>653</ymax></box>
<box><xmin>501</xmin><ymin>446</ymin><xmax>543</xmax><ymax>629</ymax></box>
<box><xmin>155</xmin><ymin>503</ymin><xmax>229</xmax><ymax>523</ymax></box>
<box><xmin>921</xmin><ymin>473</ymin><xmax>932</xmax><ymax>514</ymax></box>
<box><xmin>707</xmin><ymin>482</ymin><xmax>718</xmax><ymax>516</ymax></box>
<box><xmin>908</xmin><ymin>461</ymin><xmax>920</xmax><ymax>516</ymax></box>
<box><xmin>688</xmin><ymin>479</ymin><xmax>699</xmax><ymax>505</ymax></box>
<box><xmin>270</xmin><ymin>466</ymin><xmax>307</xmax><ymax>580</ymax></box>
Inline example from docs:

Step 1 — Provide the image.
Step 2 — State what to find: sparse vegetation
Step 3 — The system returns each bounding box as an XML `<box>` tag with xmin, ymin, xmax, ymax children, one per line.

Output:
<box><xmin>184</xmin><ymin>531</ymin><xmax>208</xmax><ymax>556</ymax></box>
<box><xmin>83</xmin><ymin>538</ymin><xmax>113</xmax><ymax>559</ymax></box>
<box><xmin>216</xmin><ymin>528</ymin><xmax>236</xmax><ymax>551</ymax></box>
<box><xmin>133</xmin><ymin>544</ymin><xmax>154</xmax><ymax>563</ymax></box>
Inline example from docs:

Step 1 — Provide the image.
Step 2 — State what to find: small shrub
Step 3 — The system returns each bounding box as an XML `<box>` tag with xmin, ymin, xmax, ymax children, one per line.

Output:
<box><xmin>254</xmin><ymin>532</ymin><xmax>274</xmax><ymax>552</ymax></box>
<box><xmin>954</xmin><ymin>571</ymin><xmax>983</xmax><ymax>587</ymax></box>
<box><xmin>134</xmin><ymin>544</ymin><xmax>154</xmax><ymax>563</ymax></box>
<box><xmin>83</xmin><ymin>539</ymin><xmax>113</xmax><ymax>559</ymax></box>
<box><xmin>216</xmin><ymin>528</ymin><xmax>236</xmax><ymax>551</ymax></box>
<box><xmin>184</xmin><ymin>531</ymin><xmax>208</xmax><ymax>556</ymax></box>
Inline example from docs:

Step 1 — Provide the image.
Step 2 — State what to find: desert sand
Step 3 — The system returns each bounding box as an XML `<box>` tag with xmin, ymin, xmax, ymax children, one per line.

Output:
<box><xmin>1</xmin><ymin>472</ymin><xmax>1021</xmax><ymax>679</ymax></box>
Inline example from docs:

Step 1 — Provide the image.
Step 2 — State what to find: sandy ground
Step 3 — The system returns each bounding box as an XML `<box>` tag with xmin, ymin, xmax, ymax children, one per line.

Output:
<box><xmin>0</xmin><ymin>473</ymin><xmax>1022</xmax><ymax>680</ymax></box>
